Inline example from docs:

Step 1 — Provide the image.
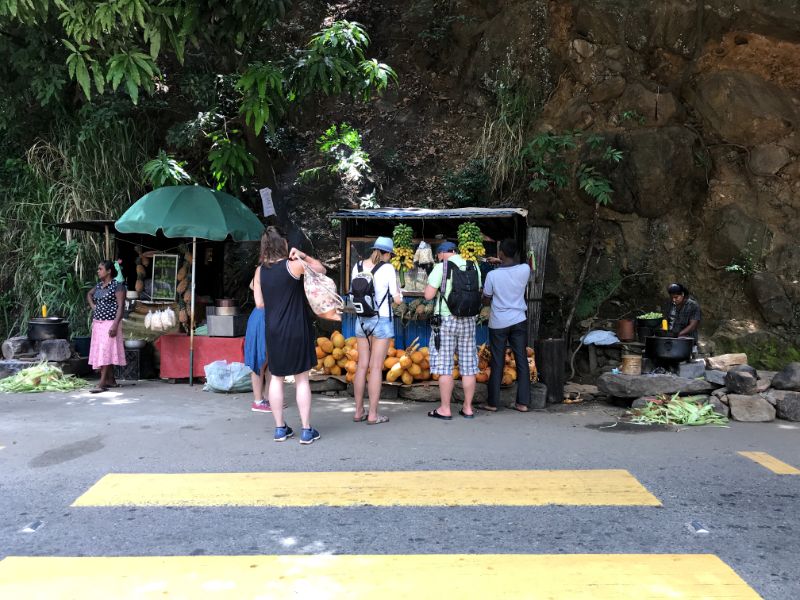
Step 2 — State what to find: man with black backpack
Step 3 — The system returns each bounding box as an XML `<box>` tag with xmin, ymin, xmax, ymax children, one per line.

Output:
<box><xmin>424</xmin><ymin>240</ymin><xmax>482</xmax><ymax>420</ymax></box>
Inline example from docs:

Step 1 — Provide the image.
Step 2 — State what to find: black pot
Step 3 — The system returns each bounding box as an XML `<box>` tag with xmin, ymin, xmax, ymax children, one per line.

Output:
<box><xmin>636</xmin><ymin>317</ymin><xmax>663</xmax><ymax>329</ymax></box>
<box><xmin>28</xmin><ymin>318</ymin><xmax>70</xmax><ymax>341</ymax></box>
<box><xmin>645</xmin><ymin>336</ymin><xmax>693</xmax><ymax>362</ymax></box>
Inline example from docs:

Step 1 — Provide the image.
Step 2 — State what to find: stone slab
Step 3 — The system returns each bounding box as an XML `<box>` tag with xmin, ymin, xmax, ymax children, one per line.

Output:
<box><xmin>775</xmin><ymin>391</ymin><xmax>800</xmax><ymax>421</ymax></box>
<box><xmin>725</xmin><ymin>367</ymin><xmax>758</xmax><ymax>395</ymax></box>
<box><xmin>1</xmin><ymin>337</ymin><xmax>32</xmax><ymax>360</ymax></box>
<box><xmin>37</xmin><ymin>339</ymin><xmax>72</xmax><ymax>362</ymax></box>
<box><xmin>0</xmin><ymin>359</ymin><xmax>30</xmax><ymax>380</ymax></box>
<box><xmin>597</xmin><ymin>373</ymin><xmax>713</xmax><ymax>398</ymax></box>
<box><xmin>705</xmin><ymin>370</ymin><xmax>727</xmax><ymax>386</ymax></box>
<box><xmin>728</xmin><ymin>394</ymin><xmax>776</xmax><ymax>422</ymax></box>
<box><xmin>678</xmin><ymin>359</ymin><xmax>706</xmax><ymax>380</ymax></box>
<box><xmin>706</xmin><ymin>354</ymin><xmax>748</xmax><ymax>371</ymax></box>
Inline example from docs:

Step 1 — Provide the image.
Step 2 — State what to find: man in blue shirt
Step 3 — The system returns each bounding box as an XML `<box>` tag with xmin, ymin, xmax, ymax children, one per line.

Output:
<box><xmin>478</xmin><ymin>238</ymin><xmax>531</xmax><ymax>412</ymax></box>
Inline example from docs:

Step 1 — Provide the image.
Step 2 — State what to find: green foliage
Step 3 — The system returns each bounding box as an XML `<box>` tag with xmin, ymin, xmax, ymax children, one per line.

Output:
<box><xmin>143</xmin><ymin>150</ymin><xmax>192</xmax><ymax>187</ymax></box>
<box><xmin>475</xmin><ymin>64</ymin><xmax>545</xmax><ymax>194</ymax></box>
<box><xmin>575</xmin><ymin>272</ymin><xmax>622</xmax><ymax>320</ymax></box>
<box><xmin>298</xmin><ymin>123</ymin><xmax>372</xmax><ymax>185</ymax></box>
<box><xmin>207</xmin><ymin>130</ymin><xmax>255</xmax><ymax>190</ymax></box>
<box><xmin>522</xmin><ymin>131</ymin><xmax>623</xmax><ymax>206</ymax></box>
<box><xmin>236</xmin><ymin>62</ymin><xmax>285</xmax><ymax>135</ymax></box>
<box><xmin>629</xmin><ymin>394</ymin><xmax>728</xmax><ymax>426</ymax></box>
<box><xmin>292</xmin><ymin>21</ymin><xmax>396</xmax><ymax>101</ymax></box>
<box><xmin>444</xmin><ymin>159</ymin><xmax>490</xmax><ymax>207</ymax></box>
<box><xmin>619</xmin><ymin>110</ymin><xmax>645</xmax><ymax>125</ymax></box>
<box><xmin>724</xmin><ymin>241</ymin><xmax>764</xmax><ymax>276</ymax></box>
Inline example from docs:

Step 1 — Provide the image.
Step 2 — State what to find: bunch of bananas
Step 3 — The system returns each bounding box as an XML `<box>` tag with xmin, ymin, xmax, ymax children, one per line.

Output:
<box><xmin>391</xmin><ymin>247</ymin><xmax>414</xmax><ymax>271</ymax></box>
<box><xmin>458</xmin><ymin>222</ymin><xmax>485</xmax><ymax>261</ymax></box>
<box><xmin>391</xmin><ymin>223</ymin><xmax>414</xmax><ymax>271</ymax></box>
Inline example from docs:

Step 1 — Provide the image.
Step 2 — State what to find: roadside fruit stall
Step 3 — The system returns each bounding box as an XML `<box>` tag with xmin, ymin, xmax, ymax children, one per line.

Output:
<box><xmin>330</xmin><ymin>207</ymin><xmax>550</xmax><ymax>348</ymax></box>
<box><xmin>313</xmin><ymin>330</ymin><xmax>538</xmax><ymax>387</ymax></box>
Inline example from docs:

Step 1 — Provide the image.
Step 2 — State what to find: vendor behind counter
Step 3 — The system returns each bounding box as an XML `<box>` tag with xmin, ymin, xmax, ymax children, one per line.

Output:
<box><xmin>662</xmin><ymin>283</ymin><xmax>701</xmax><ymax>343</ymax></box>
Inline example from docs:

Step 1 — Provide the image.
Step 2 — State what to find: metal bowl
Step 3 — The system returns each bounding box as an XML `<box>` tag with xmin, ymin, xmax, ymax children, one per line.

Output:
<box><xmin>214</xmin><ymin>306</ymin><xmax>240</xmax><ymax>316</ymax></box>
<box><xmin>124</xmin><ymin>339</ymin><xmax>147</xmax><ymax>349</ymax></box>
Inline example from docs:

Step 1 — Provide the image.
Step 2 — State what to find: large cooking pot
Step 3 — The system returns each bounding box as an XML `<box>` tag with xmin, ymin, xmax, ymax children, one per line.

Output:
<box><xmin>645</xmin><ymin>336</ymin><xmax>693</xmax><ymax>362</ymax></box>
<box><xmin>215</xmin><ymin>298</ymin><xmax>237</xmax><ymax>307</ymax></box>
<box><xmin>28</xmin><ymin>317</ymin><xmax>70</xmax><ymax>341</ymax></box>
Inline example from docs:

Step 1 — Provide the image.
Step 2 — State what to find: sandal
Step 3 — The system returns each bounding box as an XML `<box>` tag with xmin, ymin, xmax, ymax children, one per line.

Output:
<box><xmin>475</xmin><ymin>404</ymin><xmax>498</xmax><ymax>412</ymax></box>
<box><xmin>510</xmin><ymin>404</ymin><xmax>530</xmax><ymax>413</ymax></box>
<box><xmin>367</xmin><ymin>415</ymin><xmax>390</xmax><ymax>425</ymax></box>
<box><xmin>459</xmin><ymin>409</ymin><xmax>475</xmax><ymax>419</ymax></box>
<box><xmin>427</xmin><ymin>409</ymin><xmax>452</xmax><ymax>420</ymax></box>
<box><xmin>89</xmin><ymin>386</ymin><xmax>108</xmax><ymax>394</ymax></box>
<box><xmin>352</xmin><ymin>414</ymin><xmax>368</xmax><ymax>422</ymax></box>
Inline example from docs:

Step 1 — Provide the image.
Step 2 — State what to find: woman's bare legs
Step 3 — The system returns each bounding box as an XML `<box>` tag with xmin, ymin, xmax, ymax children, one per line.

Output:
<box><xmin>367</xmin><ymin>337</ymin><xmax>391</xmax><ymax>421</ymax></box>
<box><xmin>353</xmin><ymin>338</ymin><xmax>370</xmax><ymax>420</ymax></box>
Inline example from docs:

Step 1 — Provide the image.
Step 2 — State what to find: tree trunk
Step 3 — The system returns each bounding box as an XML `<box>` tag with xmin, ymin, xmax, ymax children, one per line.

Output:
<box><xmin>242</xmin><ymin>127</ymin><xmax>314</xmax><ymax>253</ymax></box>
<box><xmin>562</xmin><ymin>201</ymin><xmax>600</xmax><ymax>340</ymax></box>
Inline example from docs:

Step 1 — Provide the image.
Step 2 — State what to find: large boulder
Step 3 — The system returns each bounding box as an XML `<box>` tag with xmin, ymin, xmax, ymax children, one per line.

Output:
<box><xmin>687</xmin><ymin>71</ymin><xmax>798</xmax><ymax>146</ymax></box>
<box><xmin>618</xmin><ymin>83</ymin><xmax>680</xmax><ymax>126</ymax></box>
<box><xmin>37</xmin><ymin>339</ymin><xmax>72</xmax><ymax>363</ymax></box>
<box><xmin>728</xmin><ymin>394</ymin><xmax>776</xmax><ymax>422</ymax></box>
<box><xmin>725</xmin><ymin>365</ymin><xmax>759</xmax><ymax>395</ymax></box>
<box><xmin>708</xmin><ymin>396</ymin><xmax>730</xmax><ymax>418</ymax></box>
<box><xmin>709</xmin><ymin>321</ymin><xmax>795</xmax><ymax>371</ymax></box>
<box><xmin>706</xmin><ymin>354</ymin><xmax>748</xmax><ymax>371</ymax></box>
<box><xmin>597</xmin><ymin>373</ymin><xmax>713</xmax><ymax>398</ymax></box>
<box><xmin>772</xmin><ymin>363</ymin><xmax>800</xmax><ymax>391</ymax></box>
<box><xmin>704</xmin><ymin>370</ymin><xmax>727</xmax><ymax>386</ymax></box>
<box><xmin>748</xmin><ymin>272</ymin><xmax>793</xmax><ymax>325</ymax></box>
<box><xmin>588</xmin><ymin>76</ymin><xmax>626</xmax><ymax>103</ymax></box>
<box><xmin>776</xmin><ymin>392</ymin><xmax>800</xmax><ymax>421</ymax></box>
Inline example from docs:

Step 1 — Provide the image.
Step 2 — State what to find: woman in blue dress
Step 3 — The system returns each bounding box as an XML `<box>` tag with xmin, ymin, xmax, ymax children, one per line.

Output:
<box><xmin>245</xmin><ymin>249</ymin><xmax>271</xmax><ymax>412</ymax></box>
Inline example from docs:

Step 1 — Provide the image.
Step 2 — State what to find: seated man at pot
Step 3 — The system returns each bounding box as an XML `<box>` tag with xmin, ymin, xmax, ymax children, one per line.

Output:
<box><xmin>662</xmin><ymin>283</ymin><xmax>701</xmax><ymax>344</ymax></box>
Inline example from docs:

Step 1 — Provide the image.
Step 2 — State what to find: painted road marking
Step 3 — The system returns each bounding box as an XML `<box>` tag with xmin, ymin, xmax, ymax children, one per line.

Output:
<box><xmin>0</xmin><ymin>555</ymin><xmax>759</xmax><ymax>599</ymax></box>
<box><xmin>72</xmin><ymin>469</ymin><xmax>662</xmax><ymax>507</ymax></box>
<box><xmin>738</xmin><ymin>451</ymin><xmax>800</xmax><ymax>475</ymax></box>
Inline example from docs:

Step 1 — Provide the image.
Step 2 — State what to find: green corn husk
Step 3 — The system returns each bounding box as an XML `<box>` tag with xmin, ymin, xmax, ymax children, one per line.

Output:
<box><xmin>0</xmin><ymin>363</ymin><xmax>89</xmax><ymax>393</ymax></box>
<box><xmin>628</xmin><ymin>393</ymin><xmax>728</xmax><ymax>426</ymax></box>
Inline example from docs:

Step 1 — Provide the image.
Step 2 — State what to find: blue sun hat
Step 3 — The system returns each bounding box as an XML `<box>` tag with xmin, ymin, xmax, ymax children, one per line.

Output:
<box><xmin>436</xmin><ymin>240</ymin><xmax>457</xmax><ymax>254</ymax></box>
<box><xmin>372</xmin><ymin>236</ymin><xmax>394</xmax><ymax>253</ymax></box>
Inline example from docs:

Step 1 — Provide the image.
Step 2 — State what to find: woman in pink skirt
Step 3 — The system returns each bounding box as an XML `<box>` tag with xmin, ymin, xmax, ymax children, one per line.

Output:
<box><xmin>87</xmin><ymin>260</ymin><xmax>126</xmax><ymax>392</ymax></box>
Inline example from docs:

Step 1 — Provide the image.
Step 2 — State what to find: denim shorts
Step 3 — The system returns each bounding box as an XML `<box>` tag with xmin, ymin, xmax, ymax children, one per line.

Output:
<box><xmin>355</xmin><ymin>316</ymin><xmax>395</xmax><ymax>339</ymax></box>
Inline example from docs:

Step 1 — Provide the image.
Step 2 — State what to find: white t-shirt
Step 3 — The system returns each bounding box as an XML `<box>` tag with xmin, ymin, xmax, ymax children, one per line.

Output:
<box><xmin>482</xmin><ymin>263</ymin><xmax>531</xmax><ymax>329</ymax></box>
<box><xmin>350</xmin><ymin>261</ymin><xmax>399</xmax><ymax>319</ymax></box>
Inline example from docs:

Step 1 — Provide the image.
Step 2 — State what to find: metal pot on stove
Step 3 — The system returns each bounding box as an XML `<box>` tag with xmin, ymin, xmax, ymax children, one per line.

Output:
<box><xmin>645</xmin><ymin>336</ymin><xmax>693</xmax><ymax>362</ymax></box>
<box><xmin>28</xmin><ymin>317</ymin><xmax>70</xmax><ymax>341</ymax></box>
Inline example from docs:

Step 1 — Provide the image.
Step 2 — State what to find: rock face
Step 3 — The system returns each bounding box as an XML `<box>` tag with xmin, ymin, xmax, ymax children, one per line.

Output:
<box><xmin>749</xmin><ymin>272</ymin><xmax>793</xmax><ymax>325</ymax></box>
<box><xmin>725</xmin><ymin>365</ymin><xmax>759</xmax><ymax>395</ymax></box>
<box><xmin>728</xmin><ymin>394</ymin><xmax>776</xmax><ymax>422</ymax></box>
<box><xmin>771</xmin><ymin>363</ymin><xmax>800</xmax><ymax>390</ymax></box>
<box><xmin>707</xmin><ymin>205</ymin><xmax>772</xmax><ymax>266</ymax></box>
<box><xmin>706</xmin><ymin>354</ymin><xmax>748</xmax><ymax>371</ymax></box>
<box><xmin>597</xmin><ymin>373</ymin><xmax>713</xmax><ymax>398</ymax></box>
<box><xmin>688</xmin><ymin>71</ymin><xmax>798</xmax><ymax>146</ymax></box>
<box><xmin>748</xmin><ymin>144</ymin><xmax>791</xmax><ymax>175</ymax></box>
<box><xmin>776</xmin><ymin>392</ymin><xmax>800</xmax><ymax>421</ymax></box>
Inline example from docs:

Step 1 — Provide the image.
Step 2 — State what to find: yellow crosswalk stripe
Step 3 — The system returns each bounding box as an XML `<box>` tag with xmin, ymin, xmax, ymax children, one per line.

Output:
<box><xmin>738</xmin><ymin>451</ymin><xmax>800</xmax><ymax>475</ymax></box>
<box><xmin>0</xmin><ymin>554</ymin><xmax>760</xmax><ymax>599</ymax></box>
<box><xmin>71</xmin><ymin>469</ymin><xmax>661</xmax><ymax>507</ymax></box>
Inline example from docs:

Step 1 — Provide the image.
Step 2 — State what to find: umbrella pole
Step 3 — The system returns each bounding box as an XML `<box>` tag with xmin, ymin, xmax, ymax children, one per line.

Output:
<box><xmin>189</xmin><ymin>237</ymin><xmax>197</xmax><ymax>386</ymax></box>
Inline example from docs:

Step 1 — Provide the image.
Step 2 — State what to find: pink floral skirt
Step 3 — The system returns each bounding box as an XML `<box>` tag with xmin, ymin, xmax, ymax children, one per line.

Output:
<box><xmin>89</xmin><ymin>320</ymin><xmax>126</xmax><ymax>369</ymax></box>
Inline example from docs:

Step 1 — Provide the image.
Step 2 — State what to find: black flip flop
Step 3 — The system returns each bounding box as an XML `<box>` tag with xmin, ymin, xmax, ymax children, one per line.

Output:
<box><xmin>459</xmin><ymin>409</ymin><xmax>475</xmax><ymax>419</ymax></box>
<box><xmin>427</xmin><ymin>409</ymin><xmax>452</xmax><ymax>420</ymax></box>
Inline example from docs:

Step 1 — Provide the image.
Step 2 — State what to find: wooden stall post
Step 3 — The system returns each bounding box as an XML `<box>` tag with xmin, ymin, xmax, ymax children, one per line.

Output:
<box><xmin>526</xmin><ymin>226</ymin><xmax>549</xmax><ymax>344</ymax></box>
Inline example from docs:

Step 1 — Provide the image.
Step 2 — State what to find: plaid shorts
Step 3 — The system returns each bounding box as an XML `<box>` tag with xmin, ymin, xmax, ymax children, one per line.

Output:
<box><xmin>430</xmin><ymin>316</ymin><xmax>478</xmax><ymax>376</ymax></box>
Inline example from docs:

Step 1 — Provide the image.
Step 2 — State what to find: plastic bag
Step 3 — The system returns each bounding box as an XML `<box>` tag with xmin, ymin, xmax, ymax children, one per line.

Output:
<box><xmin>302</xmin><ymin>262</ymin><xmax>344</xmax><ymax>321</ymax></box>
<box><xmin>144</xmin><ymin>311</ymin><xmax>152</xmax><ymax>329</ymax></box>
<box><xmin>203</xmin><ymin>360</ymin><xmax>253</xmax><ymax>393</ymax></box>
<box><xmin>163</xmin><ymin>307</ymin><xmax>176</xmax><ymax>328</ymax></box>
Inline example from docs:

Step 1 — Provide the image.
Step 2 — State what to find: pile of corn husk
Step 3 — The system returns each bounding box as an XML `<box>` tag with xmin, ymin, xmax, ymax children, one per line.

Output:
<box><xmin>628</xmin><ymin>393</ymin><xmax>728</xmax><ymax>426</ymax></box>
<box><xmin>0</xmin><ymin>363</ymin><xmax>88</xmax><ymax>393</ymax></box>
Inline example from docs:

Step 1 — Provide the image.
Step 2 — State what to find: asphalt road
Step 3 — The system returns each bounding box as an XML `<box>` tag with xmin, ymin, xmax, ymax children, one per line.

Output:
<box><xmin>1</xmin><ymin>381</ymin><xmax>798</xmax><ymax>598</ymax></box>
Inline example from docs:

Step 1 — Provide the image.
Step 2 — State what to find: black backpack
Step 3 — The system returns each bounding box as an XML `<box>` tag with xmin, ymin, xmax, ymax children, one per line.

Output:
<box><xmin>441</xmin><ymin>259</ymin><xmax>482</xmax><ymax>317</ymax></box>
<box><xmin>349</xmin><ymin>261</ymin><xmax>390</xmax><ymax>318</ymax></box>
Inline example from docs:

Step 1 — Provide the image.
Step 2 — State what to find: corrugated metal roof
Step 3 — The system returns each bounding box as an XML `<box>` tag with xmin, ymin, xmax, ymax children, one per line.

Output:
<box><xmin>331</xmin><ymin>207</ymin><xmax>528</xmax><ymax>220</ymax></box>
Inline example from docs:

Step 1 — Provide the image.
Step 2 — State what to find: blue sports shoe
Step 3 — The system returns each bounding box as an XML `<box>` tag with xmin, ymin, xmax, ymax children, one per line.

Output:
<box><xmin>299</xmin><ymin>427</ymin><xmax>321</xmax><ymax>445</ymax></box>
<box><xmin>274</xmin><ymin>425</ymin><xmax>294</xmax><ymax>442</ymax></box>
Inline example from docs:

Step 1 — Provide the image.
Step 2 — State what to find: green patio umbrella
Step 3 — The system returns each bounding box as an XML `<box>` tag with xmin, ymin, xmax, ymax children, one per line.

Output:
<box><xmin>116</xmin><ymin>186</ymin><xmax>264</xmax><ymax>385</ymax></box>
